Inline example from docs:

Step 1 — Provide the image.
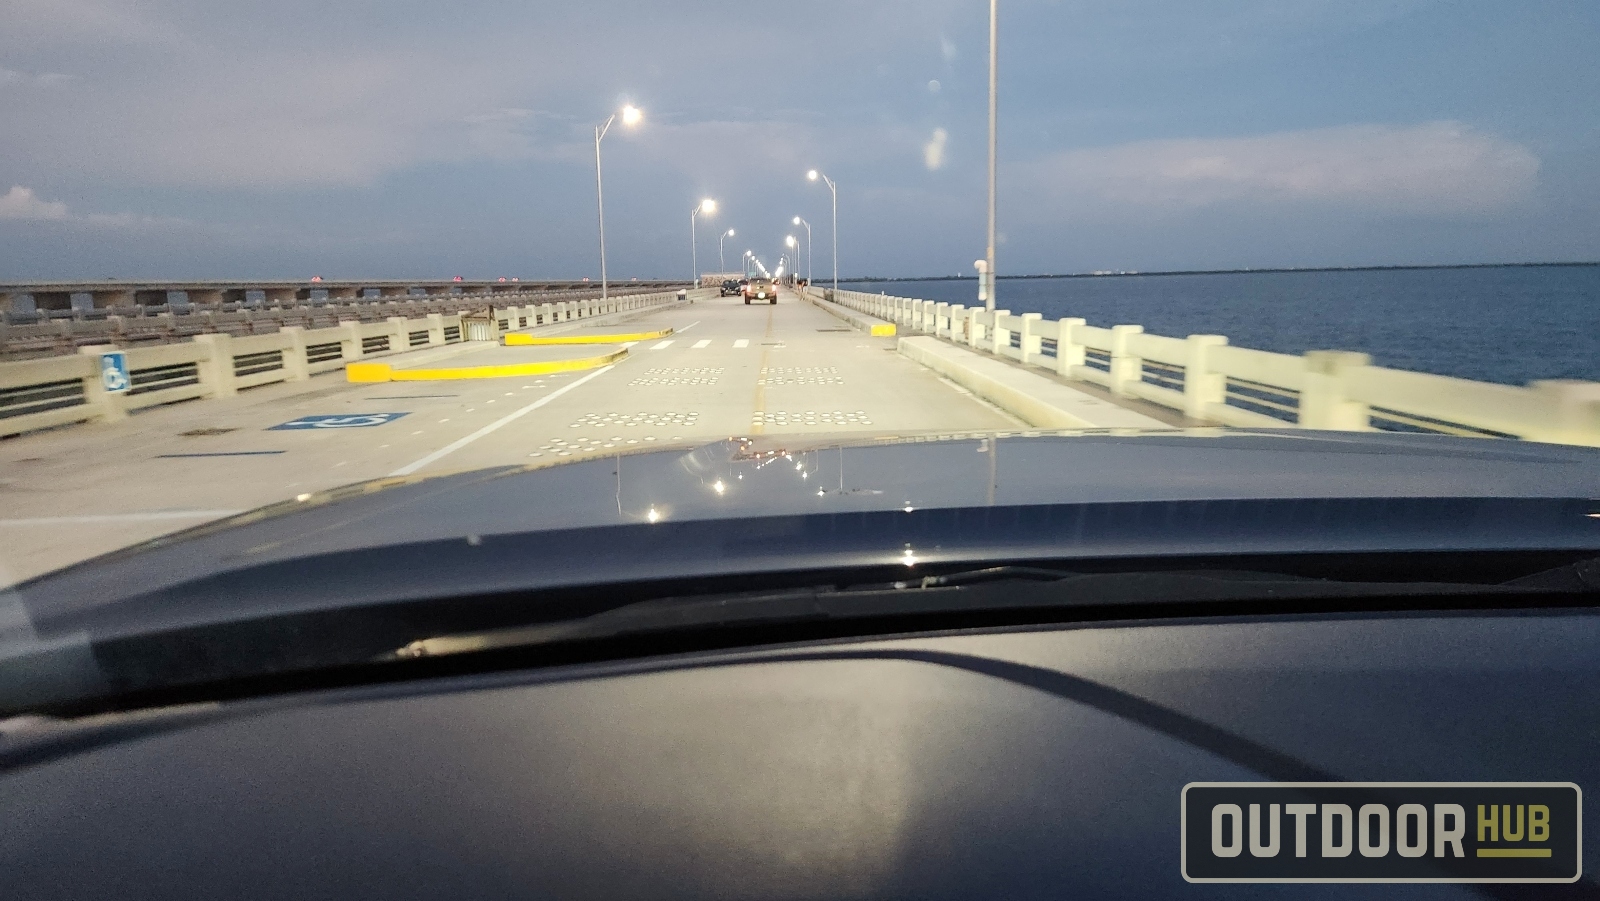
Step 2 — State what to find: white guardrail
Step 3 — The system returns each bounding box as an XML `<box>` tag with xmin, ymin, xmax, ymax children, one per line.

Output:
<box><xmin>0</xmin><ymin>292</ymin><xmax>680</xmax><ymax>438</ymax></box>
<box><xmin>813</xmin><ymin>287</ymin><xmax>1600</xmax><ymax>447</ymax></box>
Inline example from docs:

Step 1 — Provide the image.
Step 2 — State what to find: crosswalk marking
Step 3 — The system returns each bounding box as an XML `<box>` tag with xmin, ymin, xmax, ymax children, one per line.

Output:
<box><xmin>733</xmin><ymin>339</ymin><xmax>750</xmax><ymax>348</ymax></box>
<box><xmin>650</xmin><ymin>340</ymin><xmax>674</xmax><ymax>350</ymax></box>
<box><xmin>692</xmin><ymin>339</ymin><xmax>711</xmax><ymax>349</ymax></box>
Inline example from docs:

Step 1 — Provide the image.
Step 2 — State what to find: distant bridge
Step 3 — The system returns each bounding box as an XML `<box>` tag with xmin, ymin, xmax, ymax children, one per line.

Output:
<box><xmin>2</xmin><ymin>279</ymin><xmax>684</xmax><ymax>315</ymax></box>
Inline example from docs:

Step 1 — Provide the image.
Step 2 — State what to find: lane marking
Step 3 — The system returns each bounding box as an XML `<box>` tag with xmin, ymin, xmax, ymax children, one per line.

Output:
<box><xmin>0</xmin><ymin>511</ymin><xmax>244</xmax><ymax>526</ymax></box>
<box><xmin>389</xmin><ymin>365</ymin><xmax>616</xmax><ymax>477</ymax></box>
<box><xmin>733</xmin><ymin>339</ymin><xmax>750</xmax><ymax>348</ymax></box>
<box><xmin>156</xmin><ymin>451</ymin><xmax>287</xmax><ymax>458</ymax></box>
<box><xmin>677</xmin><ymin>321</ymin><xmax>701</xmax><ymax>333</ymax></box>
<box><xmin>692</xmin><ymin>339</ymin><xmax>711</xmax><ymax>349</ymax></box>
<box><xmin>650</xmin><ymin>340</ymin><xmax>675</xmax><ymax>350</ymax></box>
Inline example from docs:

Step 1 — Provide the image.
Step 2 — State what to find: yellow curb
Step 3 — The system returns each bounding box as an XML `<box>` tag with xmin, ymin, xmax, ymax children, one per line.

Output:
<box><xmin>347</xmin><ymin>348</ymin><xmax>628</xmax><ymax>383</ymax></box>
<box><xmin>869</xmin><ymin>323</ymin><xmax>897</xmax><ymax>337</ymax></box>
<box><xmin>504</xmin><ymin>327</ymin><xmax>673</xmax><ymax>346</ymax></box>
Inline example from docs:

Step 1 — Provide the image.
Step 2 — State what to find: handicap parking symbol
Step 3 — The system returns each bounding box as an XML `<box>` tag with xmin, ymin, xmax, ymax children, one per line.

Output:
<box><xmin>269</xmin><ymin>413</ymin><xmax>409</xmax><ymax>431</ymax></box>
<box><xmin>99</xmin><ymin>352</ymin><xmax>131</xmax><ymax>394</ymax></box>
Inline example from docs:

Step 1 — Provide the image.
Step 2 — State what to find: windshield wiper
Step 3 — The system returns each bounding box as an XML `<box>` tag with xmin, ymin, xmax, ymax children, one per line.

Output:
<box><xmin>390</xmin><ymin>564</ymin><xmax>1596</xmax><ymax>663</ymax></box>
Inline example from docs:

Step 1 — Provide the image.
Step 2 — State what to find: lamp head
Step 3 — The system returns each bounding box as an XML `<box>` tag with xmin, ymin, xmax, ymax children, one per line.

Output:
<box><xmin>792</xmin><ymin>216</ymin><xmax>802</xmax><ymax>225</ymax></box>
<box><xmin>700</xmin><ymin>199</ymin><xmax>717</xmax><ymax>214</ymax></box>
<box><xmin>807</xmin><ymin>170</ymin><xmax>819</xmax><ymax>181</ymax></box>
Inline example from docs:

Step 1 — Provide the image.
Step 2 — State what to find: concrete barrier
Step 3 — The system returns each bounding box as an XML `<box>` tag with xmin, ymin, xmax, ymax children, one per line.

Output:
<box><xmin>899</xmin><ymin>337</ymin><xmax>1170</xmax><ymax>430</ymax></box>
<box><xmin>0</xmin><ymin>290</ymin><xmax>684</xmax><ymax>438</ymax></box>
<box><xmin>819</xmin><ymin>287</ymin><xmax>1600</xmax><ymax>447</ymax></box>
<box><xmin>803</xmin><ymin>292</ymin><xmax>896</xmax><ymax>337</ymax></box>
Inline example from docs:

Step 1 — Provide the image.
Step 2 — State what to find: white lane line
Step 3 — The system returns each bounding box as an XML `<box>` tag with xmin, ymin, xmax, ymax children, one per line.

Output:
<box><xmin>691</xmin><ymin>339</ymin><xmax>711</xmax><ymax>349</ymax></box>
<box><xmin>733</xmin><ymin>339</ymin><xmax>750</xmax><ymax>348</ymax></box>
<box><xmin>650</xmin><ymin>340</ymin><xmax>675</xmax><ymax>350</ymax></box>
<box><xmin>389</xmin><ymin>365</ymin><xmax>615</xmax><ymax>477</ymax></box>
<box><xmin>0</xmin><ymin>511</ymin><xmax>244</xmax><ymax>526</ymax></box>
<box><xmin>677</xmin><ymin>321</ymin><xmax>701</xmax><ymax>333</ymax></box>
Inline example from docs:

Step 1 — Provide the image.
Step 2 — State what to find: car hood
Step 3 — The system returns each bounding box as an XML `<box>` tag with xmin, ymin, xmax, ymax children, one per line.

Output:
<box><xmin>10</xmin><ymin>429</ymin><xmax>1600</xmax><ymax>639</ymax></box>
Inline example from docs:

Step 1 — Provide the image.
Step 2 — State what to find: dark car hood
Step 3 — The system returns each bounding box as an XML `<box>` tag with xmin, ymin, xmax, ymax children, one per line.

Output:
<box><xmin>10</xmin><ymin>429</ymin><xmax>1600</xmax><ymax>639</ymax></box>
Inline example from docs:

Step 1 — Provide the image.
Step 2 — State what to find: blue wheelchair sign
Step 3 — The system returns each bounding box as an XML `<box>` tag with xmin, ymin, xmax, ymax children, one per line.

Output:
<box><xmin>269</xmin><ymin>413</ymin><xmax>409</xmax><ymax>431</ymax></box>
<box><xmin>99</xmin><ymin>352</ymin><xmax>131</xmax><ymax>394</ymax></box>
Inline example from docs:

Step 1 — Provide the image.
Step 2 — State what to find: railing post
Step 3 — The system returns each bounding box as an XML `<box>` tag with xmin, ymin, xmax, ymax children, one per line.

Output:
<box><xmin>339</xmin><ymin>320</ymin><xmax>363</xmax><ymax>361</ymax></box>
<box><xmin>948</xmin><ymin>304</ymin><xmax>966</xmax><ymax>343</ymax></box>
<box><xmin>1300</xmin><ymin>350</ymin><xmax>1372</xmax><ymax>430</ymax></box>
<box><xmin>968</xmin><ymin>309</ymin><xmax>985</xmax><ymax>347</ymax></box>
<box><xmin>1018</xmin><ymin>313</ymin><xmax>1042</xmax><ymax>365</ymax></box>
<box><xmin>1056</xmin><ymin>318</ymin><xmax>1086</xmax><ymax>377</ymax></box>
<box><xmin>1182</xmin><ymin>334</ymin><xmax>1228</xmax><ymax>419</ymax></box>
<box><xmin>280</xmin><ymin>326</ymin><xmax>311</xmax><ymax>381</ymax></box>
<box><xmin>1528</xmin><ymin>381</ymin><xmax>1600</xmax><ymax>447</ymax></box>
<box><xmin>1109</xmin><ymin>324</ymin><xmax>1144</xmax><ymax>397</ymax></box>
<box><xmin>427</xmin><ymin>313</ymin><xmax>446</xmax><ymax>345</ymax></box>
<box><xmin>935</xmin><ymin>302</ymin><xmax>950</xmax><ymax>337</ymax></box>
<box><xmin>990</xmin><ymin>310</ymin><xmax>1011</xmax><ymax>355</ymax></box>
<box><xmin>78</xmin><ymin>345</ymin><xmax>129</xmax><ymax>422</ymax></box>
<box><xmin>387</xmin><ymin>316</ymin><xmax>408</xmax><ymax>352</ymax></box>
<box><xmin>192</xmin><ymin>332</ymin><xmax>238</xmax><ymax>398</ymax></box>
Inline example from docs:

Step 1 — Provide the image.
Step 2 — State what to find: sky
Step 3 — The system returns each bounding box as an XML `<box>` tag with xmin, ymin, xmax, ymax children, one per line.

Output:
<box><xmin>1</xmin><ymin>0</ymin><xmax>1598</xmax><ymax>280</ymax></box>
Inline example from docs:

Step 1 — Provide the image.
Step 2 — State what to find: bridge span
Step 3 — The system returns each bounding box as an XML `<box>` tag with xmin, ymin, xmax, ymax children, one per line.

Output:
<box><xmin>0</xmin><ymin>287</ymin><xmax>1056</xmax><ymax>584</ymax></box>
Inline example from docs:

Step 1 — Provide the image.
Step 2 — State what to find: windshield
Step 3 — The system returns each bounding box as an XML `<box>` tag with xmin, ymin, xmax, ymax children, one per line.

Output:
<box><xmin>1</xmin><ymin>3</ymin><xmax>1598</xmax><ymax>701</ymax></box>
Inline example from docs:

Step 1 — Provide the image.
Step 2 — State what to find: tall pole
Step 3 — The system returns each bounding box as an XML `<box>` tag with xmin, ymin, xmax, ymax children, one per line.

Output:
<box><xmin>690</xmin><ymin>207</ymin><xmax>698</xmax><ymax>288</ymax></box>
<box><xmin>794</xmin><ymin>217</ymin><xmax>812</xmax><ymax>285</ymax></box>
<box><xmin>986</xmin><ymin>0</ymin><xmax>998</xmax><ymax>311</ymax></box>
<box><xmin>719</xmin><ymin>229</ymin><xmax>734</xmax><ymax>273</ymax></box>
<box><xmin>594</xmin><ymin>115</ymin><xmax>614</xmax><ymax>301</ymax></box>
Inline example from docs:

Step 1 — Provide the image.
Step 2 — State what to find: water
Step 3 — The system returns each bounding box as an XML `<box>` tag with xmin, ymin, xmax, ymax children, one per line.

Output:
<box><xmin>840</xmin><ymin>266</ymin><xmax>1598</xmax><ymax>386</ymax></box>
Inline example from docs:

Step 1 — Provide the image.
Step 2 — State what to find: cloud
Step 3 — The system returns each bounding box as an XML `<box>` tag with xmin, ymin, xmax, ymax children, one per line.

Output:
<box><xmin>0</xmin><ymin>185</ymin><xmax>184</xmax><ymax>228</ymax></box>
<box><xmin>1019</xmin><ymin>122</ymin><xmax>1539</xmax><ymax>216</ymax></box>
<box><xmin>0</xmin><ymin>186</ymin><xmax>69</xmax><ymax>220</ymax></box>
<box><xmin>923</xmin><ymin>128</ymin><xmax>949</xmax><ymax>171</ymax></box>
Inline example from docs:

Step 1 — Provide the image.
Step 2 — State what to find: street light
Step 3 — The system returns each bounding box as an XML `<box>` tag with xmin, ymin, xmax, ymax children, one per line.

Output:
<box><xmin>985</xmin><ymin>0</ymin><xmax>998</xmax><ymax>310</ymax></box>
<box><xmin>719</xmin><ymin>229</ymin><xmax>736</xmax><ymax>273</ymax></box>
<box><xmin>785</xmin><ymin>236</ymin><xmax>797</xmax><ymax>287</ymax></box>
<box><xmin>806</xmin><ymin>170</ymin><xmax>838</xmax><ymax>294</ymax></box>
<box><xmin>792</xmin><ymin>216</ymin><xmax>812</xmax><ymax>285</ymax></box>
<box><xmin>690</xmin><ymin>198</ymin><xmax>716</xmax><ymax>288</ymax></box>
<box><xmin>594</xmin><ymin>104</ymin><xmax>642</xmax><ymax>302</ymax></box>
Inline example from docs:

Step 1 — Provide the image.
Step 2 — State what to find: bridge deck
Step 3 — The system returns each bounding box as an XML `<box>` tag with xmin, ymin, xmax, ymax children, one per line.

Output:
<box><xmin>0</xmin><ymin>288</ymin><xmax>1018</xmax><ymax>585</ymax></box>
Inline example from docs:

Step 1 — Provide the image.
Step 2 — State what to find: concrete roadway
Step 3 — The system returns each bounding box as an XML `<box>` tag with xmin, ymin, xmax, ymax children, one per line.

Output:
<box><xmin>0</xmin><ymin>288</ymin><xmax>1019</xmax><ymax>585</ymax></box>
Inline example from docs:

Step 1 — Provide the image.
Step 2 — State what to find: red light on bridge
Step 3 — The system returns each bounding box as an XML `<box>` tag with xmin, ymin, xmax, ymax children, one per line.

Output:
<box><xmin>453</xmin><ymin>276</ymin><xmax>464</xmax><ymax>282</ymax></box>
<box><xmin>310</xmin><ymin>275</ymin><xmax>323</xmax><ymax>282</ymax></box>
<box><xmin>497</xmin><ymin>277</ymin><xmax>507</xmax><ymax>283</ymax></box>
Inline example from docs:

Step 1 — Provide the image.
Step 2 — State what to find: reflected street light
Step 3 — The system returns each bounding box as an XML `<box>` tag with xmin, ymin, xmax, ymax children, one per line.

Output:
<box><xmin>806</xmin><ymin>169</ymin><xmax>838</xmax><ymax>294</ymax></box>
<box><xmin>594</xmin><ymin>104</ymin><xmax>642</xmax><ymax>301</ymax></box>
<box><xmin>719</xmin><ymin>229</ymin><xmax>736</xmax><ymax>273</ymax></box>
<box><xmin>792</xmin><ymin>216</ymin><xmax>812</xmax><ymax>285</ymax></box>
<box><xmin>690</xmin><ymin>198</ymin><xmax>716</xmax><ymax>289</ymax></box>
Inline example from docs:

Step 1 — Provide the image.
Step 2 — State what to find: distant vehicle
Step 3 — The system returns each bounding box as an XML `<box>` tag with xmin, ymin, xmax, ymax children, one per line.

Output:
<box><xmin>744</xmin><ymin>277</ymin><xmax>776</xmax><ymax>305</ymax></box>
<box><xmin>720</xmin><ymin>279</ymin><xmax>740</xmax><ymax>297</ymax></box>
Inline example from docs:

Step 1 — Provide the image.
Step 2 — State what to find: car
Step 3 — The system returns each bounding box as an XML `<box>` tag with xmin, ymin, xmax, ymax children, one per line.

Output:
<box><xmin>3</xmin><ymin>432</ymin><xmax>1599</xmax><ymax>897</ymax></box>
<box><xmin>744</xmin><ymin>277</ymin><xmax>777</xmax><ymax>304</ymax></box>
<box><xmin>719</xmin><ymin>279</ymin><xmax>740</xmax><ymax>297</ymax></box>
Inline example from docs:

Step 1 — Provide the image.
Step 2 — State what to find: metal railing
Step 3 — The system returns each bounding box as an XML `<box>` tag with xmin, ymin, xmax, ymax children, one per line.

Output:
<box><xmin>815</xmin><ymin>287</ymin><xmax>1600</xmax><ymax>447</ymax></box>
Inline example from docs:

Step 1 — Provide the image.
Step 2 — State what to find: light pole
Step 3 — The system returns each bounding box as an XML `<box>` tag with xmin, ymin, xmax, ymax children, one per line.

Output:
<box><xmin>985</xmin><ymin>0</ymin><xmax>998</xmax><ymax>310</ymax></box>
<box><xmin>594</xmin><ymin>104</ymin><xmax>642</xmax><ymax>302</ymax></box>
<box><xmin>792</xmin><ymin>216</ymin><xmax>812</xmax><ymax>285</ymax></box>
<box><xmin>806</xmin><ymin>170</ymin><xmax>837</xmax><ymax>293</ymax></box>
<box><xmin>690</xmin><ymin>198</ymin><xmax>716</xmax><ymax>288</ymax></box>
<box><xmin>785</xmin><ymin>236</ymin><xmax>797</xmax><ymax>287</ymax></box>
<box><xmin>719</xmin><ymin>229</ymin><xmax>735</xmax><ymax>273</ymax></box>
